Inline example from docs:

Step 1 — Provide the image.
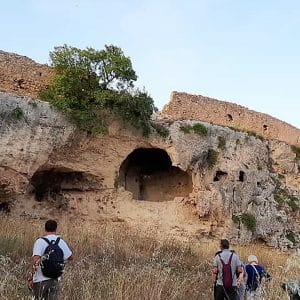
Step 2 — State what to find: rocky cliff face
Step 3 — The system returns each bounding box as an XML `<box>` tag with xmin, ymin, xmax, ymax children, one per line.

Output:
<box><xmin>1</xmin><ymin>91</ymin><xmax>299</xmax><ymax>248</ymax></box>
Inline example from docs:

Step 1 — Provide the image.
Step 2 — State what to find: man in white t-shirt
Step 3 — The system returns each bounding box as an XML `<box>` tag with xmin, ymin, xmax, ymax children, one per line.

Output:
<box><xmin>28</xmin><ymin>220</ymin><xmax>73</xmax><ymax>300</ymax></box>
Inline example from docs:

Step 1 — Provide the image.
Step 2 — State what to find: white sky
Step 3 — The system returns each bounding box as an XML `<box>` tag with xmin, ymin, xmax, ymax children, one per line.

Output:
<box><xmin>1</xmin><ymin>0</ymin><xmax>299</xmax><ymax>128</ymax></box>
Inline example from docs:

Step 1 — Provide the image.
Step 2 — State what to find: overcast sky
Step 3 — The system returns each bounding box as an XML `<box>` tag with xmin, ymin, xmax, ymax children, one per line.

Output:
<box><xmin>1</xmin><ymin>0</ymin><xmax>299</xmax><ymax>128</ymax></box>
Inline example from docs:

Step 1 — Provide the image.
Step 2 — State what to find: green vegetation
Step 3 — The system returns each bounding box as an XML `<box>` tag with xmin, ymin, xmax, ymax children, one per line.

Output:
<box><xmin>274</xmin><ymin>193</ymin><xmax>285</xmax><ymax>209</ymax></box>
<box><xmin>152</xmin><ymin>123</ymin><xmax>170</xmax><ymax>138</ymax></box>
<box><xmin>207</xmin><ymin>149</ymin><xmax>219</xmax><ymax>169</ymax></box>
<box><xmin>240</xmin><ymin>213</ymin><xmax>256</xmax><ymax>232</ymax></box>
<box><xmin>228</xmin><ymin>126</ymin><xmax>264</xmax><ymax>141</ymax></box>
<box><xmin>192</xmin><ymin>123</ymin><xmax>208</xmax><ymax>136</ymax></box>
<box><xmin>232</xmin><ymin>213</ymin><xmax>256</xmax><ymax>233</ymax></box>
<box><xmin>40</xmin><ymin>44</ymin><xmax>155</xmax><ymax>136</ymax></box>
<box><xmin>218</xmin><ymin>136</ymin><xmax>226</xmax><ymax>150</ymax></box>
<box><xmin>286</xmin><ymin>231</ymin><xmax>297</xmax><ymax>244</ymax></box>
<box><xmin>292</xmin><ymin>146</ymin><xmax>300</xmax><ymax>160</ymax></box>
<box><xmin>247</xmin><ymin>130</ymin><xmax>264</xmax><ymax>141</ymax></box>
<box><xmin>10</xmin><ymin>107</ymin><xmax>24</xmax><ymax>120</ymax></box>
<box><xmin>287</xmin><ymin>195</ymin><xmax>300</xmax><ymax>212</ymax></box>
<box><xmin>180</xmin><ymin>123</ymin><xmax>207</xmax><ymax>136</ymax></box>
<box><xmin>274</xmin><ymin>189</ymin><xmax>300</xmax><ymax>212</ymax></box>
<box><xmin>179</xmin><ymin>124</ymin><xmax>192</xmax><ymax>134</ymax></box>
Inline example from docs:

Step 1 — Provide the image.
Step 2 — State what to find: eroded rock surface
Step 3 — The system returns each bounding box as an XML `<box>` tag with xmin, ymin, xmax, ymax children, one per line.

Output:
<box><xmin>1</xmin><ymin>92</ymin><xmax>300</xmax><ymax>248</ymax></box>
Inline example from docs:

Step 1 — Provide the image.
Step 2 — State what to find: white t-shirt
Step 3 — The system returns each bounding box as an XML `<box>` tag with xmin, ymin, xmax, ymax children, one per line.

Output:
<box><xmin>32</xmin><ymin>234</ymin><xmax>72</xmax><ymax>283</ymax></box>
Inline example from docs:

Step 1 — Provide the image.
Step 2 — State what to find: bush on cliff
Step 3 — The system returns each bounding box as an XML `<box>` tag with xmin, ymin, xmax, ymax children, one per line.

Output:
<box><xmin>40</xmin><ymin>44</ymin><xmax>155</xmax><ymax>136</ymax></box>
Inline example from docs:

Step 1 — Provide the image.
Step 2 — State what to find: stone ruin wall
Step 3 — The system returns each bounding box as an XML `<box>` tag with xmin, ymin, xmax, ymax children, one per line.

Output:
<box><xmin>0</xmin><ymin>50</ymin><xmax>53</xmax><ymax>99</ymax></box>
<box><xmin>0</xmin><ymin>50</ymin><xmax>299</xmax><ymax>147</ymax></box>
<box><xmin>162</xmin><ymin>92</ymin><xmax>300</xmax><ymax>147</ymax></box>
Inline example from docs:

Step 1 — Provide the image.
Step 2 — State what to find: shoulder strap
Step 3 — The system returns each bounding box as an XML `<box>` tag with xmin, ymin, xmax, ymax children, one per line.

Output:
<box><xmin>42</xmin><ymin>237</ymin><xmax>50</xmax><ymax>245</ymax></box>
<box><xmin>251</xmin><ymin>265</ymin><xmax>261</xmax><ymax>285</ymax></box>
<box><xmin>251</xmin><ymin>265</ymin><xmax>260</xmax><ymax>277</ymax></box>
<box><xmin>219</xmin><ymin>252</ymin><xmax>234</xmax><ymax>266</ymax></box>
<box><xmin>55</xmin><ymin>237</ymin><xmax>61</xmax><ymax>245</ymax></box>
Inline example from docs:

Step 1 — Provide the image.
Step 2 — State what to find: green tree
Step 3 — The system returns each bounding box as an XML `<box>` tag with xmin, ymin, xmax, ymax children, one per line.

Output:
<box><xmin>40</xmin><ymin>44</ymin><xmax>154</xmax><ymax>135</ymax></box>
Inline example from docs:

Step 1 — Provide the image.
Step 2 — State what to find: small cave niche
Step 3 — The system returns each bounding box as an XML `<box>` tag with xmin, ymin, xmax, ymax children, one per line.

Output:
<box><xmin>0</xmin><ymin>202</ymin><xmax>10</xmax><ymax>213</ymax></box>
<box><xmin>119</xmin><ymin>148</ymin><xmax>193</xmax><ymax>202</ymax></box>
<box><xmin>30</xmin><ymin>168</ymin><xmax>100</xmax><ymax>202</ymax></box>
<box><xmin>0</xmin><ymin>183</ymin><xmax>12</xmax><ymax>213</ymax></box>
<box><xmin>263</xmin><ymin>124</ymin><xmax>268</xmax><ymax>132</ymax></box>
<box><xmin>16</xmin><ymin>79</ymin><xmax>25</xmax><ymax>89</ymax></box>
<box><xmin>239</xmin><ymin>171</ymin><xmax>245</xmax><ymax>182</ymax></box>
<box><xmin>226</xmin><ymin>114</ymin><xmax>233</xmax><ymax>122</ymax></box>
<box><xmin>213</xmin><ymin>171</ymin><xmax>228</xmax><ymax>182</ymax></box>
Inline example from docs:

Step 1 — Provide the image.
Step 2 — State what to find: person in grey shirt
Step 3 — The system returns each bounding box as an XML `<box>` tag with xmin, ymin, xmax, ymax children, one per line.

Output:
<box><xmin>212</xmin><ymin>239</ymin><xmax>243</xmax><ymax>300</ymax></box>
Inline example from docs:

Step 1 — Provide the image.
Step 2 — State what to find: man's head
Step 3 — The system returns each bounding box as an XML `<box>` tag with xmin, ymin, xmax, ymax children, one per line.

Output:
<box><xmin>220</xmin><ymin>239</ymin><xmax>230</xmax><ymax>250</ymax></box>
<box><xmin>45</xmin><ymin>219</ymin><xmax>57</xmax><ymax>233</ymax></box>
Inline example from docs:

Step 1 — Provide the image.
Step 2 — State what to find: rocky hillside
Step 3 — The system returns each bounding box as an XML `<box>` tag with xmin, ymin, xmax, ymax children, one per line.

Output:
<box><xmin>1</xmin><ymin>91</ymin><xmax>300</xmax><ymax>249</ymax></box>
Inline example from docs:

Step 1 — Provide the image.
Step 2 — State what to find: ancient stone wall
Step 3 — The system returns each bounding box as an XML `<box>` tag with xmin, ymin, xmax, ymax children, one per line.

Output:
<box><xmin>1</xmin><ymin>50</ymin><xmax>300</xmax><ymax>147</ymax></box>
<box><xmin>162</xmin><ymin>92</ymin><xmax>300</xmax><ymax>147</ymax></box>
<box><xmin>0</xmin><ymin>50</ymin><xmax>53</xmax><ymax>98</ymax></box>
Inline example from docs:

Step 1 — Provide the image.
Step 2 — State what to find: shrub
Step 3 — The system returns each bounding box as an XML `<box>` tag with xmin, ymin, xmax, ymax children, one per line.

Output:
<box><xmin>40</xmin><ymin>44</ymin><xmax>155</xmax><ymax>136</ymax></box>
<box><xmin>207</xmin><ymin>149</ymin><xmax>219</xmax><ymax>169</ymax></box>
<box><xmin>180</xmin><ymin>123</ymin><xmax>207</xmax><ymax>136</ymax></box>
<box><xmin>10</xmin><ymin>107</ymin><xmax>24</xmax><ymax>120</ymax></box>
<box><xmin>247</xmin><ymin>130</ymin><xmax>264</xmax><ymax>141</ymax></box>
<box><xmin>287</xmin><ymin>195</ymin><xmax>299</xmax><ymax>212</ymax></box>
<box><xmin>192</xmin><ymin>123</ymin><xmax>207</xmax><ymax>136</ymax></box>
<box><xmin>240</xmin><ymin>213</ymin><xmax>256</xmax><ymax>233</ymax></box>
<box><xmin>218</xmin><ymin>136</ymin><xmax>226</xmax><ymax>150</ymax></box>
<box><xmin>232</xmin><ymin>213</ymin><xmax>256</xmax><ymax>233</ymax></box>
<box><xmin>180</xmin><ymin>124</ymin><xmax>192</xmax><ymax>134</ymax></box>
<box><xmin>286</xmin><ymin>232</ymin><xmax>297</xmax><ymax>244</ymax></box>
<box><xmin>274</xmin><ymin>193</ymin><xmax>285</xmax><ymax>209</ymax></box>
<box><xmin>151</xmin><ymin>123</ymin><xmax>170</xmax><ymax>139</ymax></box>
<box><xmin>228</xmin><ymin>126</ymin><xmax>264</xmax><ymax>141</ymax></box>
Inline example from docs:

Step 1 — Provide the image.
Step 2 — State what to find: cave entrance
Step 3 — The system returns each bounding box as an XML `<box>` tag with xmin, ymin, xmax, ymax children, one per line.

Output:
<box><xmin>119</xmin><ymin>148</ymin><xmax>192</xmax><ymax>202</ymax></box>
<box><xmin>30</xmin><ymin>168</ymin><xmax>101</xmax><ymax>208</ymax></box>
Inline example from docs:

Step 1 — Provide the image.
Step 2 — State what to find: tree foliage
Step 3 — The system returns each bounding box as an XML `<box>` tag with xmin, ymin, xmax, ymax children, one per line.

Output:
<box><xmin>40</xmin><ymin>44</ymin><xmax>155</xmax><ymax>135</ymax></box>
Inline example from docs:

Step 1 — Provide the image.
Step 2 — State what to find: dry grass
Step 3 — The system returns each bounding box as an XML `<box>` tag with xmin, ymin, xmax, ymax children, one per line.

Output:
<box><xmin>0</xmin><ymin>216</ymin><xmax>299</xmax><ymax>299</ymax></box>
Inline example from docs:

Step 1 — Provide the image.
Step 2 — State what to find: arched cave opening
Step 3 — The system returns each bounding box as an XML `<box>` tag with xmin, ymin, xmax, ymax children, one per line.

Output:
<box><xmin>30</xmin><ymin>168</ymin><xmax>101</xmax><ymax>205</ymax></box>
<box><xmin>119</xmin><ymin>148</ymin><xmax>193</xmax><ymax>202</ymax></box>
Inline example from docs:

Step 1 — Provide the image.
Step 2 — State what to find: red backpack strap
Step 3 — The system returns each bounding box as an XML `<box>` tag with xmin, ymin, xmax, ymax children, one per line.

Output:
<box><xmin>219</xmin><ymin>252</ymin><xmax>234</xmax><ymax>266</ymax></box>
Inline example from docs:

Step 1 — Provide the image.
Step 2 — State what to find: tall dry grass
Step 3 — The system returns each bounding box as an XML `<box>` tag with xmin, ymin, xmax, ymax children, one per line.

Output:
<box><xmin>0</xmin><ymin>216</ymin><xmax>299</xmax><ymax>299</ymax></box>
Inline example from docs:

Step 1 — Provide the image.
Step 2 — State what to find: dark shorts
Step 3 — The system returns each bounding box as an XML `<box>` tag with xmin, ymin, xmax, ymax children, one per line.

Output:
<box><xmin>33</xmin><ymin>279</ymin><xmax>59</xmax><ymax>300</ymax></box>
<box><xmin>214</xmin><ymin>284</ymin><xmax>238</xmax><ymax>300</ymax></box>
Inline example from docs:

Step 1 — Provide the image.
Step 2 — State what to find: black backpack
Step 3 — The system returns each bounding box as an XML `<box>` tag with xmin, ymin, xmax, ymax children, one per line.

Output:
<box><xmin>40</xmin><ymin>237</ymin><xmax>64</xmax><ymax>279</ymax></box>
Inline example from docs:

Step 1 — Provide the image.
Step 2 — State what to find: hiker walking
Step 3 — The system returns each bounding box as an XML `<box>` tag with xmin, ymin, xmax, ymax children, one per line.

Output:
<box><xmin>213</xmin><ymin>239</ymin><xmax>243</xmax><ymax>300</ymax></box>
<box><xmin>28</xmin><ymin>219</ymin><xmax>73</xmax><ymax>300</ymax></box>
<box><xmin>245</xmin><ymin>255</ymin><xmax>270</xmax><ymax>300</ymax></box>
